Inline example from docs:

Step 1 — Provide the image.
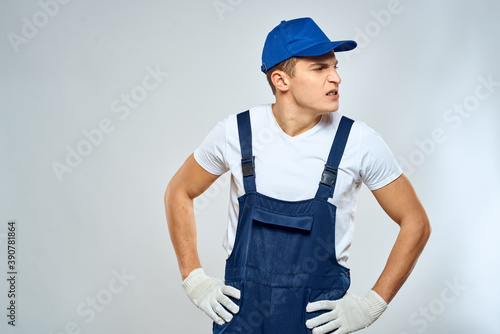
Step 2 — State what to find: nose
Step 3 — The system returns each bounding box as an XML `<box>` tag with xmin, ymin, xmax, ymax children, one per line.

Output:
<box><xmin>327</xmin><ymin>67</ymin><xmax>341</xmax><ymax>85</ymax></box>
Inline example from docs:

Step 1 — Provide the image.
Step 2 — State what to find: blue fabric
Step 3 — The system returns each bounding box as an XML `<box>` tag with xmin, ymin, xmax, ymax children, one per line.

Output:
<box><xmin>214</xmin><ymin>111</ymin><xmax>354</xmax><ymax>333</ymax></box>
<box><xmin>237</xmin><ymin>111</ymin><xmax>256</xmax><ymax>193</ymax></box>
<box><xmin>315</xmin><ymin>116</ymin><xmax>354</xmax><ymax>200</ymax></box>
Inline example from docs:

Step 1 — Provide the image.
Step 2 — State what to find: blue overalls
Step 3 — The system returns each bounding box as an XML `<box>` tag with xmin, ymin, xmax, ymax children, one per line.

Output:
<box><xmin>213</xmin><ymin>110</ymin><xmax>354</xmax><ymax>334</ymax></box>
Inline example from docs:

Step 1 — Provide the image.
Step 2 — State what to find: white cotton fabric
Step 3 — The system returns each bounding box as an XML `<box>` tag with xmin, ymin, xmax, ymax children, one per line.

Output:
<box><xmin>181</xmin><ymin>268</ymin><xmax>241</xmax><ymax>325</ymax></box>
<box><xmin>305</xmin><ymin>290</ymin><xmax>388</xmax><ymax>334</ymax></box>
<box><xmin>194</xmin><ymin>104</ymin><xmax>402</xmax><ymax>266</ymax></box>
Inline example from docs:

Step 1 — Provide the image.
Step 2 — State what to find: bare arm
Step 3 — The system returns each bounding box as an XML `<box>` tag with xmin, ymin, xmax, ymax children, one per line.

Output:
<box><xmin>370</xmin><ymin>174</ymin><xmax>431</xmax><ymax>303</ymax></box>
<box><xmin>164</xmin><ymin>153</ymin><xmax>221</xmax><ymax>280</ymax></box>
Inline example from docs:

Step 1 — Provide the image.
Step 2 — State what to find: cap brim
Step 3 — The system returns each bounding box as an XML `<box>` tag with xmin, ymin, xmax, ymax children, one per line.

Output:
<box><xmin>295</xmin><ymin>40</ymin><xmax>357</xmax><ymax>57</ymax></box>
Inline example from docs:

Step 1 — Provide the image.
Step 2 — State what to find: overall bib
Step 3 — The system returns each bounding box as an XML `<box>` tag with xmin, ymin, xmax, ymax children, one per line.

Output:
<box><xmin>213</xmin><ymin>110</ymin><xmax>354</xmax><ymax>334</ymax></box>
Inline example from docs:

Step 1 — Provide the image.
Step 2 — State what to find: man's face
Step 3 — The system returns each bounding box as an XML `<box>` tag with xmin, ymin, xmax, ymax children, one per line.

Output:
<box><xmin>287</xmin><ymin>53</ymin><xmax>341</xmax><ymax>114</ymax></box>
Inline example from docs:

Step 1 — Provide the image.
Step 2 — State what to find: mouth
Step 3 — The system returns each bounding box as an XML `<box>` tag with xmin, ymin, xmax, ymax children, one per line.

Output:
<box><xmin>326</xmin><ymin>89</ymin><xmax>339</xmax><ymax>97</ymax></box>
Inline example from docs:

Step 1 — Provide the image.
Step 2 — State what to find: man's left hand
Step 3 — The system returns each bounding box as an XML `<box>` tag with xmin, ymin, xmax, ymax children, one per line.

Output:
<box><xmin>305</xmin><ymin>290</ymin><xmax>387</xmax><ymax>334</ymax></box>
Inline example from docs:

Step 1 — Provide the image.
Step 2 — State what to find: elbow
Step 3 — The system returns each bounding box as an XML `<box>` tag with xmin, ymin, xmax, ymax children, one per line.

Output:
<box><xmin>164</xmin><ymin>180</ymin><xmax>181</xmax><ymax>218</ymax></box>
<box><xmin>164</xmin><ymin>181</ymin><xmax>173</xmax><ymax>204</ymax></box>
<box><xmin>164</xmin><ymin>181</ymin><xmax>182</xmax><ymax>207</ymax></box>
<box><xmin>164</xmin><ymin>175</ymin><xmax>184</xmax><ymax>204</ymax></box>
<box><xmin>164</xmin><ymin>181</ymin><xmax>172</xmax><ymax>209</ymax></box>
<box><xmin>422</xmin><ymin>217</ymin><xmax>431</xmax><ymax>244</ymax></box>
<box><xmin>415</xmin><ymin>214</ymin><xmax>431</xmax><ymax>247</ymax></box>
<box><xmin>164</xmin><ymin>179</ymin><xmax>192</xmax><ymax>216</ymax></box>
<box><xmin>164</xmin><ymin>182</ymin><xmax>173</xmax><ymax>220</ymax></box>
<box><xmin>400</xmin><ymin>213</ymin><xmax>431</xmax><ymax>248</ymax></box>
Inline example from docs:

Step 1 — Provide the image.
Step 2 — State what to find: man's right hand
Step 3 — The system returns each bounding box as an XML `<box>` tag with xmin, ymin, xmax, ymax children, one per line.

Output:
<box><xmin>182</xmin><ymin>268</ymin><xmax>241</xmax><ymax>325</ymax></box>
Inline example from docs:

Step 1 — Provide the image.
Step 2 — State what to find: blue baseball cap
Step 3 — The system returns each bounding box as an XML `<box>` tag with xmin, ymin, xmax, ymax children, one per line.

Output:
<box><xmin>261</xmin><ymin>17</ymin><xmax>357</xmax><ymax>73</ymax></box>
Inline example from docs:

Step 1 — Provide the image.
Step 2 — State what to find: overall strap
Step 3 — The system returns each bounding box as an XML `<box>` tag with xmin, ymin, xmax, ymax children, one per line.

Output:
<box><xmin>237</xmin><ymin>110</ymin><xmax>256</xmax><ymax>193</ymax></box>
<box><xmin>315</xmin><ymin>116</ymin><xmax>354</xmax><ymax>200</ymax></box>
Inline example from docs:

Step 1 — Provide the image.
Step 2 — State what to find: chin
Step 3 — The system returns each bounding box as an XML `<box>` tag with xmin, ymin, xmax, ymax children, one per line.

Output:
<box><xmin>324</xmin><ymin>105</ymin><xmax>339</xmax><ymax>113</ymax></box>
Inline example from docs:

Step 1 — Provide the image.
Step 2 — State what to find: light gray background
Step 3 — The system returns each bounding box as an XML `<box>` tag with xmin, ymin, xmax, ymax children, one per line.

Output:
<box><xmin>1</xmin><ymin>0</ymin><xmax>499</xmax><ymax>333</ymax></box>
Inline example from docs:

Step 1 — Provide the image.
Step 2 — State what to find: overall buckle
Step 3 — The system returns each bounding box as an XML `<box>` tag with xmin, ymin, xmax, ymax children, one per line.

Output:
<box><xmin>241</xmin><ymin>156</ymin><xmax>255</xmax><ymax>177</ymax></box>
<box><xmin>320</xmin><ymin>165</ymin><xmax>337</xmax><ymax>187</ymax></box>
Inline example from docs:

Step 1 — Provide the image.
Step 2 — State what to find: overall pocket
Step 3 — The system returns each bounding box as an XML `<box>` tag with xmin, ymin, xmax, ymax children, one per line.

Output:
<box><xmin>248</xmin><ymin>207</ymin><xmax>313</xmax><ymax>275</ymax></box>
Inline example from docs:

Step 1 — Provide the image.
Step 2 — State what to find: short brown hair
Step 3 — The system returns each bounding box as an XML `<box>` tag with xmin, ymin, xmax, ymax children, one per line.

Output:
<box><xmin>265</xmin><ymin>57</ymin><xmax>299</xmax><ymax>95</ymax></box>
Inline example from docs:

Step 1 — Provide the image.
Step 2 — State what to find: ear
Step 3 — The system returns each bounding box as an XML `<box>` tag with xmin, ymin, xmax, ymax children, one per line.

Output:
<box><xmin>271</xmin><ymin>70</ymin><xmax>290</xmax><ymax>93</ymax></box>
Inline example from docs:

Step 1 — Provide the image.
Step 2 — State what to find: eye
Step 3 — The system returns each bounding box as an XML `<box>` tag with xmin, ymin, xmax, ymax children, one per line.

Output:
<box><xmin>313</xmin><ymin>67</ymin><xmax>324</xmax><ymax>71</ymax></box>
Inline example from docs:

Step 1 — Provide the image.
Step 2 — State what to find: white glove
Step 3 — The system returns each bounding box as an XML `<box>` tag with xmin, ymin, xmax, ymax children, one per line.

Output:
<box><xmin>181</xmin><ymin>268</ymin><xmax>241</xmax><ymax>325</ymax></box>
<box><xmin>305</xmin><ymin>290</ymin><xmax>387</xmax><ymax>334</ymax></box>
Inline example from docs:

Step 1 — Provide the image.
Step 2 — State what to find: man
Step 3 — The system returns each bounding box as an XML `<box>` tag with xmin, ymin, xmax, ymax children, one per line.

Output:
<box><xmin>165</xmin><ymin>17</ymin><xmax>430</xmax><ymax>334</ymax></box>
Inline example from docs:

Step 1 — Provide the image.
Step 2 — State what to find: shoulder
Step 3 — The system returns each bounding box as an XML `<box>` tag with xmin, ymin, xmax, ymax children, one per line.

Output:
<box><xmin>350</xmin><ymin>119</ymin><xmax>402</xmax><ymax>190</ymax></box>
<box><xmin>248</xmin><ymin>104</ymin><xmax>273</xmax><ymax>125</ymax></box>
<box><xmin>199</xmin><ymin>103</ymin><xmax>273</xmax><ymax>151</ymax></box>
<box><xmin>223</xmin><ymin>104</ymin><xmax>271</xmax><ymax>123</ymax></box>
<box><xmin>352</xmin><ymin>119</ymin><xmax>392</xmax><ymax>154</ymax></box>
<box><xmin>323</xmin><ymin>112</ymin><xmax>370</xmax><ymax>145</ymax></box>
<box><xmin>349</xmin><ymin>117</ymin><xmax>376</xmax><ymax>138</ymax></box>
<box><xmin>342</xmin><ymin>117</ymin><xmax>387</xmax><ymax>151</ymax></box>
<box><xmin>222</xmin><ymin>104</ymin><xmax>273</xmax><ymax>135</ymax></box>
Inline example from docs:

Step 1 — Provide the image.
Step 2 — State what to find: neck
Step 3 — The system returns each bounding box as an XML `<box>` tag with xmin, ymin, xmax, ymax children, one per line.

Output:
<box><xmin>271</xmin><ymin>102</ymin><xmax>323</xmax><ymax>137</ymax></box>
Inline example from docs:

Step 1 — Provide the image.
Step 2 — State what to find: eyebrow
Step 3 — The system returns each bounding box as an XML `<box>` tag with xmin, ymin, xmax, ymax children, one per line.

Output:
<box><xmin>309</xmin><ymin>60</ymin><xmax>338</xmax><ymax>67</ymax></box>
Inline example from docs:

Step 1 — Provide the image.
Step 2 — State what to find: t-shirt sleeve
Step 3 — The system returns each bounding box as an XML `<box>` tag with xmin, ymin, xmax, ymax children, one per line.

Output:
<box><xmin>358</xmin><ymin>122</ymin><xmax>403</xmax><ymax>190</ymax></box>
<box><xmin>193</xmin><ymin>117</ymin><xmax>229</xmax><ymax>176</ymax></box>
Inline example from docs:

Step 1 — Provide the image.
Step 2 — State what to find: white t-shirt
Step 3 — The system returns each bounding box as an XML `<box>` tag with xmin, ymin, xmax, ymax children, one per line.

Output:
<box><xmin>194</xmin><ymin>104</ymin><xmax>402</xmax><ymax>266</ymax></box>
